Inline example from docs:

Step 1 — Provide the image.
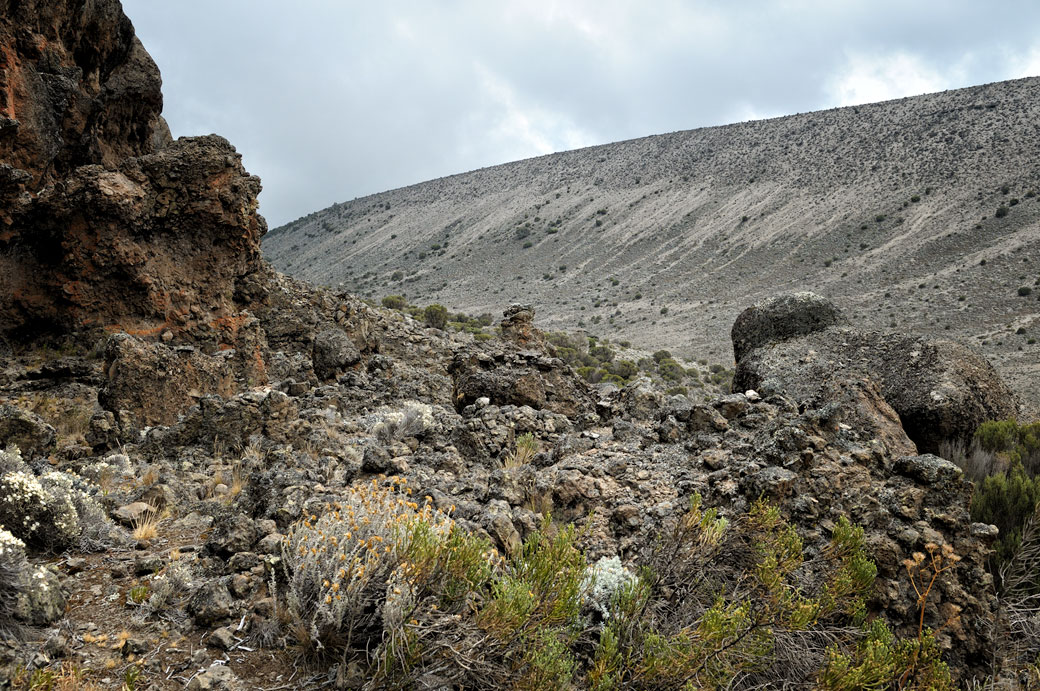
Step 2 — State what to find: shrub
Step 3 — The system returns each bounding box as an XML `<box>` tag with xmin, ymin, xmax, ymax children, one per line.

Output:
<box><xmin>652</xmin><ymin>350</ymin><xmax>672</xmax><ymax>363</ymax></box>
<box><xmin>280</xmin><ymin>479</ymin><xmax>438</xmax><ymax>654</ymax></box>
<box><xmin>372</xmin><ymin>403</ymin><xmax>434</xmax><ymax>443</ymax></box>
<box><xmin>818</xmin><ymin>618</ymin><xmax>951</xmax><ymax>690</ymax></box>
<box><xmin>975</xmin><ymin>419</ymin><xmax>1040</xmax><ymax>472</ymax></box>
<box><xmin>972</xmin><ymin>462</ymin><xmax>1040</xmax><ymax>570</ymax></box>
<box><xmin>0</xmin><ymin>525</ymin><xmax>28</xmax><ymax>638</ymax></box>
<box><xmin>480</xmin><ymin>519</ymin><xmax>586</xmax><ymax>688</ymax></box>
<box><xmin>0</xmin><ymin>460</ymin><xmax>79</xmax><ymax>550</ymax></box>
<box><xmin>609</xmin><ymin>360</ymin><xmax>638</xmax><ymax>380</ymax></box>
<box><xmin>588</xmin><ymin>345</ymin><xmax>614</xmax><ymax>363</ymax></box>
<box><xmin>657</xmin><ymin>358</ymin><xmax>684</xmax><ymax>381</ymax></box>
<box><xmin>1019</xmin><ymin>286</ymin><xmax>1033</xmax><ymax>297</ymax></box>
<box><xmin>586</xmin><ymin>497</ymin><xmax>879</xmax><ymax>689</ymax></box>
<box><xmin>423</xmin><ymin>304</ymin><xmax>449</xmax><ymax>330</ymax></box>
<box><xmin>382</xmin><ymin>295</ymin><xmax>408</xmax><ymax>310</ymax></box>
<box><xmin>582</xmin><ymin>556</ymin><xmax>638</xmax><ymax>622</ymax></box>
<box><xmin>996</xmin><ymin>206</ymin><xmax>1009</xmax><ymax>218</ymax></box>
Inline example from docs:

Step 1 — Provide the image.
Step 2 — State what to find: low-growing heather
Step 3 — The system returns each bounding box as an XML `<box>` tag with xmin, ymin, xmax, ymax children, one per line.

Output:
<box><xmin>275</xmin><ymin>482</ymin><xmax>952</xmax><ymax>689</ymax></box>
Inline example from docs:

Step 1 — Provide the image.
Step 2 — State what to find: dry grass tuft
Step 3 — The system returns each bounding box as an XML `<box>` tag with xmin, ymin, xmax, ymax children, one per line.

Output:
<box><xmin>130</xmin><ymin>507</ymin><xmax>161</xmax><ymax>541</ymax></box>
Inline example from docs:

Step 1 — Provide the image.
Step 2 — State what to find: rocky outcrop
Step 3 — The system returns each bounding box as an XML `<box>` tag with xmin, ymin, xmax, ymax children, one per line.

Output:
<box><xmin>499</xmin><ymin>304</ymin><xmax>542</xmax><ymax>348</ymax></box>
<box><xmin>0</xmin><ymin>0</ymin><xmax>171</xmax><ymax>189</ymax></box>
<box><xmin>98</xmin><ymin>333</ymin><xmax>236</xmax><ymax>428</ymax></box>
<box><xmin>0</xmin><ymin>3</ymin><xmax>1018</xmax><ymax>686</ymax></box>
<box><xmin>449</xmin><ymin>346</ymin><xmax>599</xmax><ymax>423</ymax></box>
<box><xmin>1</xmin><ymin>134</ymin><xmax>265</xmax><ymax>338</ymax></box>
<box><xmin>730</xmin><ymin>291</ymin><xmax>847</xmax><ymax>362</ymax></box>
<box><xmin>732</xmin><ymin>293</ymin><xmax>1019</xmax><ymax>454</ymax></box>
<box><xmin>0</xmin><ymin>1</ymin><xmax>264</xmax><ymax>342</ymax></box>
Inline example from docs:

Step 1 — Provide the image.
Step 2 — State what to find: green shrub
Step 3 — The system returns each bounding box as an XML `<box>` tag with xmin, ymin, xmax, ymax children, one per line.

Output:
<box><xmin>818</xmin><ymin>618</ymin><xmax>951</xmax><ymax>690</ymax></box>
<box><xmin>996</xmin><ymin>206</ymin><xmax>1009</xmax><ymax>218</ymax></box>
<box><xmin>586</xmin><ymin>497</ymin><xmax>879</xmax><ymax>689</ymax></box>
<box><xmin>423</xmin><ymin>304</ymin><xmax>449</xmax><ymax>330</ymax></box>
<box><xmin>652</xmin><ymin>350</ymin><xmax>672</xmax><ymax>363</ymax></box>
<box><xmin>588</xmin><ymin>345</ymin><xmax>614</xmax><ymax>363</ymax></box>
<box><xmin>1020</xmin><ymin>286</ymin><xmax>1033</xmax><ymax>297</ymax></box>
<box><xmin>610</xmin><ymin>360</ymin><xmax>638</xmax><ymax>380</ymax></box>
<box><xmin>975</xmin><ymin>419</ymin><xmax>1040</xmax><ymax>471</ymax></box>
<box><xmin>657</xmin><ymin>358</ymin><xmax>684</xmax><ymax>381</ymax></box>
<box><xmin>382</xmin><ymin>295</ymin><xmax>408</xmax><ymax>310</ymax></box>
<box><xmin>972</xmin><ymin>462</ymin><xmax>1040</xmax><ymax>570</ymax></box>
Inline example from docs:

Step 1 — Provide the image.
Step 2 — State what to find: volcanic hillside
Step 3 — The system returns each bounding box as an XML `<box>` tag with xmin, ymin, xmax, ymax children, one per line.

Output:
<box><xmin>264</xmin><ymin>79</ymin><xmax>1040</xmax><ymax>412</ymax></box>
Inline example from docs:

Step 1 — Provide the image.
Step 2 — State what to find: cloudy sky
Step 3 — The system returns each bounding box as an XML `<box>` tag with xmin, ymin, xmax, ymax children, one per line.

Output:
<box><xmin>121</xmin><ymin>1</ymin><xmax>1040</xmax><ymax>228</ymax></box>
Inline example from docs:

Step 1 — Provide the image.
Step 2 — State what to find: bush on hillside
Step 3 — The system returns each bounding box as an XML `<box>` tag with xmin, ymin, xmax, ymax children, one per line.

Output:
<box><xmin>423</xmin><ymin>304</ymin><xmax>449</xmax><ymax>330</ymax></box>
<box><xmin>382</xmin><ymin>295</ymin><xmax>408</xmax><ymax>310</ymax></box>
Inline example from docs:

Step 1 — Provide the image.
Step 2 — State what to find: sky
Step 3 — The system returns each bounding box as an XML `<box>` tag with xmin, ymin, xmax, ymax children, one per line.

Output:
<box><xmin>121</xmin><ymin>1</ymin><xmax>1040</xmax><ymax>228</ymax></box>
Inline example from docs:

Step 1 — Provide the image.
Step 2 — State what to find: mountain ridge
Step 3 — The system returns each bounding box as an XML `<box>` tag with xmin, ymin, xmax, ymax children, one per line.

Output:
<box><xmin>264</xmin><ymin>77</ymin><xmax>1040</xmax><ymax>413</ymax></box>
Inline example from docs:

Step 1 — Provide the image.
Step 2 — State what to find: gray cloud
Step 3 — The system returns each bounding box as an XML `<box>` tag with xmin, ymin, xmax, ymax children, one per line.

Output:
<box><xmin>122</xmin><ymin>0</ymin><xmax>1040</xmax><ymax>227</ymax></box>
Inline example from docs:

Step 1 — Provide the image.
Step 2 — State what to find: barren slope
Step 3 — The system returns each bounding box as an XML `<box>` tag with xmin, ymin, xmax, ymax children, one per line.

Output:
<box><xmin>264</xmin><ymin>78</ymin><xmax>1040</xmax><ymax>413</ymax></box>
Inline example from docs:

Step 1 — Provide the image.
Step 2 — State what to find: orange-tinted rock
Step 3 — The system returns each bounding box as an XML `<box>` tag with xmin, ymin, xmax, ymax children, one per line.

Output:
<box><xmin>0</xmin><ymin>1</ymin><xmax>265</xmax><ymax>345</ymax></box>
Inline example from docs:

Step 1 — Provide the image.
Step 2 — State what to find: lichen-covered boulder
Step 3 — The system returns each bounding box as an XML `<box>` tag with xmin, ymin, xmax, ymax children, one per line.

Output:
<box><xmin>730</xmin><ymin>292</ymin><xmax>847</xmax><ymax>363</ymax></box>
<box><xmin>312</xmin><ymin>328</ymin><xmax>361</xmax><ymax>380</ymax></box>
<box><xmin>732</xmin><ymin>293</ymin><xmax>1018</xmax><ymax>454</ymax></box>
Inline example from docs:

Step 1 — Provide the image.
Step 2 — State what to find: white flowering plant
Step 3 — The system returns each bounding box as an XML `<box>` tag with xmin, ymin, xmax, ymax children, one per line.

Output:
<box><xmin>0</xmin><ymin>525</ymin><xmax>28</xmax><ymax>637</ymax></box>
<box><xmin>0</xmin><ymin>448</ymin><xmax>113</xmax><ymax>551</ymax></box>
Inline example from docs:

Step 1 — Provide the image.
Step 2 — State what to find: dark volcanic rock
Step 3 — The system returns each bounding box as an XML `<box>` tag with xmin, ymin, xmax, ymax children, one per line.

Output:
<box><xmin>0</xmin><ymin>0</ymin><xmax>171</xmax><ymax>189</ymax></box>
<box><xmin>732</xmin><ymin>293</ymin><xmax>1018</xmax><ymax>453</ymax></box>
<box><xmin>0</xmin><ymin>405</ymin><xmax>55</xmax><ymax>456</ymax></box>
<box><xmin>99</xmin><ymin>333</ymin><xmax>235</xmax><ymax>427</ymax></box>
<box><xmin>449</xmin><ymin>347</ymin><xmax>598</xmax><ymax>423</ymax></box>
<box><xmin>730</xmin><ymin>291</ymin><xmax>847</xmax><ymax>363</ymax></box>
<box><xmin>499</xmin><ymin>304</ymin><xmax>542</xmax><ymax>348</ymax></box>
<box><xmin>312</xmin><ymin>328</ymin><xmax>361</xmax><ymax>380</ymax></box>
<box><xmin>0</xmin><ymin>1</ymin><xmax>265</xmax><ymax>343</ymax></box>
<box><xmin>1</xmin><ymin>135</ymin><xmax>266</xmax><ymax>337</ymax></box>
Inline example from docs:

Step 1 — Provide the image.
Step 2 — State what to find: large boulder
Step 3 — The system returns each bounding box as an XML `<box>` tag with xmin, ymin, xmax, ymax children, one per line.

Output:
<box><xmin>0</xmin><ymin>405</ymin><xmax>56</xmax><ymax>456</ymax></box>
<box><xmin>312</xmin><ymin>328</ymin><xmax>361</xmax><ymax>380</ymax></box>
<box><xmin>732</xmin><ymin>293</ymin><xmax>1018</xmax><ymax>454</ymax></box>
<box><xmin>449</xmin><ymin>347</ymin><xmax>599</xmax><ymax>424</ymax></box>
<box><xmin>730</xmin><ymin>292</ymin><xmax>846</xmax><ymax>363</ymax></box>
<box><xmin>98</xmin><ymin>333</ymin><xmax>235</xmax><ymax>427</ymax></box>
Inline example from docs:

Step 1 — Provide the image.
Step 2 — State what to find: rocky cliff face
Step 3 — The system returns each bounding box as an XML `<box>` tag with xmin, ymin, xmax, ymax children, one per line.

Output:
<box><xmin>0</xmin><ymin>0</ymin><xmax>264</xmax><ymax>341</ymax></box>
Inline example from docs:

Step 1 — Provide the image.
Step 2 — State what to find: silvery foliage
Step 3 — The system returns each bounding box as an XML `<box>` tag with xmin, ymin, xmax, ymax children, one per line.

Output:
<box><xmin>582</xmin><ymin>555</ymin><xmax>639</xmax><ymax>621</ymax></box>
